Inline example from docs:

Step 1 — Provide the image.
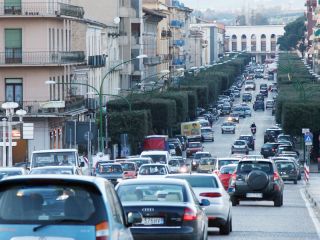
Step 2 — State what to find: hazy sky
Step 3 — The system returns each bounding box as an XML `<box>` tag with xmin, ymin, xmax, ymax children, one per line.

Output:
<box><xmin>181</xmin><ymin>0</ymin><xmax>305</xmax><ymax>11</ymax></box>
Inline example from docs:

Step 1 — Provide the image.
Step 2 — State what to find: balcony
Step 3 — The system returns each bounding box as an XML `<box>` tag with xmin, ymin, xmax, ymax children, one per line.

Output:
<box><xmin>0</xmin><ymin>50</ymin><xmax>85</xmax><ymax>66</ymax></box>
<box><xmin>143</xmin><ymin>56</ymin><xmax>161</xmax><ymax>65</ymax></box>
<box><xmin>0</xmin><ymin>1</ymin><xmax>84</xmax><ymax>19</ymax></box>
<box><xmin>88</xmin><ymin>55</ymin><xmax>106</xmax><ymax>68</ymax></box>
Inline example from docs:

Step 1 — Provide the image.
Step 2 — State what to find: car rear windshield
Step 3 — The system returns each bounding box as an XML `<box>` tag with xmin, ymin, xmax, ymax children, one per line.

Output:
<box><xmin>98</xmin><ymin>165</ymin><xmax>123</xmax><ymax>174</ymax></box>
<box><xmin>139</xmin><ymin>165</ymin><xmax>167</xmax><ymax>175</ymax></box>
<box><xmin>121</xmin><ymin>163</ymin><xmax>135</xmax><ymax>171</ymax></box>
<box><xmin>201</xmin><ymin>128</ymin><xmax>212</xmax><ymax>133</ymax></box>
<box><xmin>0</xmin><ymin>182</ymin><xmax>107</xmax><ymax>224</ymax></box>
<box><xmin>117</xmin><ymin>184</ymin><xmax>186</xmax><ymax>202</ymax></box>
<box><xmin>218</xmin><ymin>160</ymin><xmax>239</xmax><ymax>169</ymax></box>
<box><xmin>276</xmin><ymin>162</ymin><xmax>295</xmax><ymax>171</ymax></box>
<box><xmin>194</xmin><ymin>153</ymin><xmax>211</xmax><ymax>159</ymax></box>
<box><xmin>220</xmin><ymin>165</ymin><xmax>237</xmax><ymax>174</ymax></box>
<box><xmin>188</xmin><ymin>142</ymin><xmax>201</xmax><ymax>148</ymax></box>
<box><xmin>168</xmin><ymin>175</ymin><xmax>218</xmax><ymax>188</ymax></box>
<box><xmin>238</xmin><ymin>162</ymin><xmax>273</xmax><ymax>174</ymax></box>
<box><xmin>143</xmin><ymin>155</ymin><xmax>167</xmax><ymax>164</ymax></box>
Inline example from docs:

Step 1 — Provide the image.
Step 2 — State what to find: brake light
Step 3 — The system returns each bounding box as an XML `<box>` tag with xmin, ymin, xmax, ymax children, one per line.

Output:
<box><xmin>200</xmin><ymin>192</ymin><xmax>222</xmax><ymax>198</ymax></box>
<box><xmin>273</xmin><ymin>172</ymin><xmax>280</xmax><ymax>181</ymax></box>
<box><xmin>229</xmin><ymin>172</ymin><xmax>237</xmax><ymax>188</ymax></box>
<box><xmin>96</xmin><ymin>221</ymin><xmax>109</xmax><ymax>240</ymax></box>
<box><xmin>183</xmin><ymin>208</ymin><xmax>197</xmax><ymax>221</ymax></box>
<box><xmin>213</xmin><ymin>170</ymin><xmax>219</xmax><ymax>175</ymax></box>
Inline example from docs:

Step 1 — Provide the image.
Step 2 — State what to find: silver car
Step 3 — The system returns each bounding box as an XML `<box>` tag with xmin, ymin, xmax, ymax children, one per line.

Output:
<box><xmin>166</xmin><ymin>174</ymin><xmax>232</xmax><ymax>235</ymax></box>
<box><xmin>201</xmin><ymin>127</ymin><xmax>214</xmax><ymax>142</ymax></box>
<box><xmin>221</xmin><ymin>122</ymin><xmax>236</xmax><ymax>134</ymax></box>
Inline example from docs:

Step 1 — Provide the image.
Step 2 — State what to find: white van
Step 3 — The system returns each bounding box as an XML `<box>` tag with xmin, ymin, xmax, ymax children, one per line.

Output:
<box><xmin>140</xmin><ymin>150</ymin><xmax>170</xmax><ymax>165</ymax></box>
<box><xmin>30</xmin><ymin>149</ymin><xmax>86</xmax><ymax>174</ymax></box>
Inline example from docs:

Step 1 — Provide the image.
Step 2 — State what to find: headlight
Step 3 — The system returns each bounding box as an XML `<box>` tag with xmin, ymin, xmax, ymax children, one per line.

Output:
<box><xmin>192</xmin><ymin>161</ymin><xmax>197</xmax><ymax>165</ymax></box>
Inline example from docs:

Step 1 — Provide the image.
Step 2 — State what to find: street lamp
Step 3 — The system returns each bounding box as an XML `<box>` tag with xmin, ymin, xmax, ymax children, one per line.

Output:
<box><xmin>1</xmin><ymin>102</ymin><xmax>26</xmax><ymax>167</ymax></box>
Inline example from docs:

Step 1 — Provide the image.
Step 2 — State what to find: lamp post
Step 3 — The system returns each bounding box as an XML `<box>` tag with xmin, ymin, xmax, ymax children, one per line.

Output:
<box><xmin>1</xmin><ymin>102</ymin><xmax>26</xmax><ymax>167</ymax></box>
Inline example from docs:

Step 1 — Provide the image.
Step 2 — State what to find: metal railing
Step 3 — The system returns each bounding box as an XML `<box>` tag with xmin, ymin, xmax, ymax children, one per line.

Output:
<box><xmin>0</xmin><ymin>1</ymin><xmax>84</xmax><ymax>18</ymax></box>
<box><xmin>143</xmin><ymin>56</ymin><xmax>161</xmax><ymax>65</ymax></box>
<box><xmin>0</xmin><ymin>50</ymin><xmax>85</xmax><ymax>65</ymax></box>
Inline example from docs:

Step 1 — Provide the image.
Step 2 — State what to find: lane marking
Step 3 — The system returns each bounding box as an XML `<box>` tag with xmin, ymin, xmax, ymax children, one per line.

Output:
<box><xmin>300</xmin><ymin>188</ymin><xmax>320</xmax><ymax>238</ymax></box>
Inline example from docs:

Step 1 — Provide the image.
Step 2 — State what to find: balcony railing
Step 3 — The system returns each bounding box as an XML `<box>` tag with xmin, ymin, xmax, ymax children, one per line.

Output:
<box><xmin>0</xmin><ymin>1</ymin><xmax>84</xmax><ymax>18</ymax></box>
<box><xmin>0</xmin><ymin>50</ymin><xmax>85</xmax><ymax>65</ymax></box>
<box><xmin>143</xmin><ymin>56</ymin><xmax>161</xmax><ymax>65</ymax></box>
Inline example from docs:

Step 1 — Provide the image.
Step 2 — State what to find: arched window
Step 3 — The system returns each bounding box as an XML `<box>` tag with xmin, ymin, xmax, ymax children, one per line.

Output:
<box><xmin>231</xmin><ymin>35</ymin><xmax>237</xmax><ymax>52</ymax></box>
<box><xmin>271</xmin><ymin>34</ymin><xmax>276</xmax><ymax>51</ymax></box>
<box><xmin>241</xmin><ymin>34</ymin><xmax>247</xmax><ymax>51</ymax></box>
<box><xmin>251</xmin><ymin>34</ymin><xmax>256</xmax><ymax>52</ymax></box>
<box><xmin>261</xmin><ymin>34</ymin><xmax>266</xmax><ymax>51</ymax></box>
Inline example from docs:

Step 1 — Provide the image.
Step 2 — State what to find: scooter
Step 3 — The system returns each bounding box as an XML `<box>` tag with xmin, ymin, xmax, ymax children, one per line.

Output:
<box><xmin>251</xmin><ymin>127</ymin><xmax>257</xmax><ymax>135</ymax></box>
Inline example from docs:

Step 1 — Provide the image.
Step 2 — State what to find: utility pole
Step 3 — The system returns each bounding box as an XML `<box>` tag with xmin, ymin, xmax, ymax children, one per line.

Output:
<box><xmin>2</xmin><ymin>118</ymin><xmax>7</xmax><ymax>167</ymax></box>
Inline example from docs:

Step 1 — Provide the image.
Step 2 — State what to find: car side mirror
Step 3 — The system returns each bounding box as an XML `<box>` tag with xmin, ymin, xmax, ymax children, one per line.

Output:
<box><xmin>80</xmin><ymin>162</ymin><xmax>85</xmax><ymax>167</ymax></box>
<box><xmin>127</xmin><ymin>211</ymin><xmax>143</xmax><ymax>226</ymax></box>
<box><xmin>200</xmin><ymin>199</ymin><xmax>210</xmax><ymax>206</ymax></box>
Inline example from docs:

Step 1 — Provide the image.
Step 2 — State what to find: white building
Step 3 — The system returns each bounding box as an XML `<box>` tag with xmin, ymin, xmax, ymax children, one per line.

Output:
<box><xmin>225</xmin><ymin>25</ymin><xmax>285</xmax><ymax>63</ymax></box>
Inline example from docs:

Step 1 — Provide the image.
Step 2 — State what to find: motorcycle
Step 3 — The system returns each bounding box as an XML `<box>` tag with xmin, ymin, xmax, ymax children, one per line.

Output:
<box><xmin>251</xmin><ymin>126</ymin><xmax>257</xmax><ymax>135</ymax></box>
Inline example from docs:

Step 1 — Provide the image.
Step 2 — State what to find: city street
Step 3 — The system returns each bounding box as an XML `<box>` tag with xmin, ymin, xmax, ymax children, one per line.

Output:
<box><xmin>200</xmin><ymin>79</ymin><xmax>320</xmax><ymax>239</ymax></box>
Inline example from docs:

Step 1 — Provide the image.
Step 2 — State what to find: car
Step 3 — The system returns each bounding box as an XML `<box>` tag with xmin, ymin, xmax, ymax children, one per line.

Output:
<box><xmin>95</xmin><ymin>163</ymin><xmax>124</xmax><ymax>185</ymax></box>
<box><xmin>116</xmin><ymin>178</ymin><xmax>209</xmax><ymax>240</ymax></box>
<box><xmin>137</xmin><ymin>164</ymin><xmax>170</xmax><ymax>178</ymax></box>
<box><xmin>260</xmin><ymin>83</ymin><xmax>268</xmax><ymax>90</ymax></box>
<box><xmin>260</xmin><ymin>88</ymin><xmax>268</xmax><ymax>97</ymax></box>
<box><xmin>218</xmin><ymin>164</ymin><xmax>238</xmax><ymax>190</ymax></box>
<box><xmin>221</xmin><ymin>121</ymin><xmax>236</xmax><ymax>134</ymax></box>
<box><xmin>233</xmin><ymin>89</ymin><xmax>240</xmax><ymax>97</ymax></box>
<box><xmin>228</xmin><ymin>159</ymin><xmax>284</xmax><ymax>207</ymax></box>
<box><xmin>0</xmin><ymin>167</ymin><xmax>27</xmax><ymax>180</ymax></box>
<box><xmin>201</xmin><ymin>127</ymin><xmax>214</xmax><ymax>142</ymax></box>
<box><xmin>242</xmin><ymin>105</ymin><xmax>252</xmax><ymax>117</ymax></box>
<box><xmin>276</xmin><ymin>144</ymin><xmax>295</xmax><ymax>156</ymax></box>
<box><xmin>242</xmin><ymin>92</ymin><xmax>252</xmax><ymax>102</ymax></box>
<box><xmin>168</xmin><ymin>138</ymin><xmax>183</xmax><ymax>156</ymax></box>
<box><xmin>253</xmin><ymin>100</ymin><xmax>265</xmax><ymax>111</ymax></box>
<box><xmin>244</xmin><ymin>80</ymin><xmax>256</xmax><ymax>90</ymax></box>
<box><xmin>186</xmin><ymin>141</ymin><xmax>204</xmax><ymax>157</ymax></box>
<box><xmin>231</xmin><ymin>140</ymin><xmax>249</xmax><ymax>155</ymax></box>
<box><xmin>238</xmin><ymin>135</ymin><xmax>255</xmax><ymax>150</ymax></box>
<box><xmin>125</xmin><ymin>157</ymin><xmax>153</xmax><ymax>170</ymax></box>
<box><xmin>166</xmin><ymin>174</ymin><xmax>232</xmax><ymax>235</ymax></box>
<box><xmin>120</xmin><ymin>162</ymin><xmax>138</xmax><ymax>179</ymax></box>
<box><xmin>28</xmin><ymin>166</ymin><xmax>81</xmax><ymax>175</ymax></box>
<box><xmin>197</xmin><ymin>157</ymin><xmax>216</xmax><ymax>173</ymax></box>
<box><xmin>170</xmin><ymin>156</ymin><xmax>190</xmax><ymax>173</ymax></box>
<box><xmin>0</xmin><ymin>175</ymin><xmax>136</xmax><ymax>239</ymax></box>
<box><xmin>213</xmin><ymin>158</ymin><xmax>240</xmax><ymax>175</ymax></box>
<box><xmin>275</xmin><ymin>160</ymin><xmax>299</xmax><ymax>184</ymax></box>
<box><xmin>272</xmin><ymin>157</ymin><xmax>301</xmax><ymax>180</ymax></box>
<box><xmin>140</xmin><ymin>151</ymin><xmax>170</xmax><ymax>165</ymax></box>
<box><xmin>221</xmin><ymin>105</ymin><xmax>232</xmax><ymax>115</ymax></box>
<box><xmin>192</xmin><ymin>152</ymin><xmax>212</xmax><ymax>171</ymax></box>
<box><xmin>260</xmin><ymin>142</ymin><xmax>282</xmax><ymax>158</ymax></box>
<box><xmin>266</xmin><ymin>100</ymin><xmax>275</xmax><ymax>109</ymax></box>
<box><xmin>255</xmin><ymin>94</ymin><xmax>264</xmax><ymax>101</ymax></box>
<box><xmin>264</xmin><ymin>127</ymin><xmax>283</xmax><ymax>143</ymax></box>
<box><xmin>198</xmin><ymin>119</ymin><xmax>211</xmax><ymax>128</ymax></box>
<box><xmin>277</xmin><ymin>134</ymin><xmax>295</xmax><ymax>147</ymax></box>
<box><xmin>227</xmin><ymin>113</ymin><xmax>240</xmax><ymax>123</ymax></box>
<box><xmin>168</xmin><ymin>159</ymin><xmax>182</xmax><ymax>173</ymax></box>
<box><xmin>232</xmin><ymin>106</ymin><xmax>246</xmax><ymax>118</ymax></box>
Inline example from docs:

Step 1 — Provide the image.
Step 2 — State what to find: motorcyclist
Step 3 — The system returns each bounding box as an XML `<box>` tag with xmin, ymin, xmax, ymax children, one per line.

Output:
<box><xmin>250</xmin><ymin>122</ymin><xmax>256</xmax><ymax>129</ymax></box>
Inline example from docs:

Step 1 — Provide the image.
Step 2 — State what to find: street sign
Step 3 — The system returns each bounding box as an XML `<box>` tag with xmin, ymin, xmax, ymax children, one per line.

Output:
<box><xmin>304</xmin><ymin>132</ymin><xmax>313</xmax><ymax>146</ymax></box>
<box><xmin>302</xmin><ymin>128</ymin><xmax>310</xmax><ymax>134</ymax></box>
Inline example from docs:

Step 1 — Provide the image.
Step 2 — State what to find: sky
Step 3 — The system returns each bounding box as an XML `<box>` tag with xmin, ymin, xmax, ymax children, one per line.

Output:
<box><xmin>181</xmin><ymin>0</ymin><xmax>306</xmax><ymax>11</ymax></box>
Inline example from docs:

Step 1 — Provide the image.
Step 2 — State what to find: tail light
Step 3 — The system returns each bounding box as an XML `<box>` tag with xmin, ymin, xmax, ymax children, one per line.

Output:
<box><xmin>273</xmin><ymin>172</ymin><xmax>280</xmax><ymax>181</ymax></box>
<box><xmin>96</xmin><ymin>221</ymin><xmax>109</xmax><ymax>240</ymax></box>
<box><xmin>229</xmin><ymin>172</ymin><xmax>237</xmax><ymax>188</ymax></box>
<box><xmin>183</xmin><ymin>208</ymin><xmax>197</xmax><ymax>221</ymax></box>
<box><xmin>200</xmin><ymin>192</ymin><xmax>222</xmax><ymax>198</ymax></box>
<box><xmin>213</xmin><ymin>170</ymin><xmax>219</xmax><ymax>175</ymax></box>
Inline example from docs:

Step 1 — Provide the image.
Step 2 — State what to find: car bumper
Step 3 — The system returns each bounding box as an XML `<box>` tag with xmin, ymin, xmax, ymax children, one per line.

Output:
<box><xmin>280</xmin><ymin>175</ymin><xmax>298</xmax><ymax>181</ymax></box>
<box><xmin>229</xmin><ymin>185</ymin><xmax>282</xmax><ymax>200</ymax></box>
<box><xmin>222</xmin><ymin>129</ymin><xmax>235</xmax><ymax>133</ymax></box>
<box><xmin>131</xmin><ymin>226</ymin><xmax>198</xmax><ymax>240</ymax></box>
<box><xmin>232</xmin><ymin>148</ymin><xmax>248</xmax><ymax>153</ymax></box>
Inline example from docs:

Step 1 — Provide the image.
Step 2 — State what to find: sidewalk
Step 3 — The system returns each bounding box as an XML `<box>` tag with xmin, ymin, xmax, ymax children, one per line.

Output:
<box><xmin>305</xmin><ymin>172</ymin><xmax>320</xmax><ymax>211</ymax></box>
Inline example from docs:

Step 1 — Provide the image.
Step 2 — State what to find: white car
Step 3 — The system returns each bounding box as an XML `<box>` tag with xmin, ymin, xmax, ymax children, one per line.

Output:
<box><xmin>0</xmin><ymin>167</ymin><xmax>27</xmax><ymax>180</ymax></box>
<box><xmin>244</xmin><ymin>80</ymin><xmax>256</xmax><ymax>90</ymax></box>
<box><xmin>137</xmin><ymin>164</ymin><xmax>170</xmax><ymax>179</ymax></box>
<box><xmin>201</xmin><ymin>127</ymin><xmax>214</xmax><ymax>142</ymax></box>
<box><xmin>221</xmin><ymin>122</ymin><xmax>236</xmax><ymax>134</ymax></box>
<box><xmin>140</xmin><ymin>151</ymin><xmax>170</xmax><ymax>165</ymax></box>
<box><xmin>231</xmin><ymin>140</ymin><xmax>249</xmax><ymax>155</ymax></box>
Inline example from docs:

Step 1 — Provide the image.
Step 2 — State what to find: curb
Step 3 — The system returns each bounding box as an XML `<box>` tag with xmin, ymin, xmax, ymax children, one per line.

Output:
<box><xmin>305</xmin><ymin>187</ymin><xmax>320</xmax><ymax>210</ymax></box>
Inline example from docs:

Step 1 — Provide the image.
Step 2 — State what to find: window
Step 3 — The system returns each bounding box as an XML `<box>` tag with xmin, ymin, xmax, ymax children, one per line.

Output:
<box><xmin>49</xmin><ymin>28</ymin><xmax>52</xmax><ymax>51</ymax></box>
<box><xmin>5</xmin><ymin>29</ymin><xmax>22</xmax><ymax>63</ymax></box>
<box><xmin>5</xmin><ymin>78</ymin><xmax>23</xmax><ymax>105</ymax></box>
<box><xmin>4</xmin><ymin>0</ymin><xmax>21</xmax><ymax>14</ymax></box>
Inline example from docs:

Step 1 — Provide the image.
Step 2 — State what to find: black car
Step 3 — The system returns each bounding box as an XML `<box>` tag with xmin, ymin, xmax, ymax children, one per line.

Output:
<box><xmin>242</xmin><ymin>93</ymin><xmax>252</xmax><ymax>102</ymax></box>
<box><xmin>116</xmin><ymin>179</ymin><xmax>209</xmax><ymax>240</ymax></box>
<box><xmin>239</xmin><ymin>135</ymin><xmax>255</xmax><ymax>150</ymax></box>
<box><xmin>228</xmin><ymin>159</ymin><xmax>284</xmax><ymax>207</ymax></box>
<box><xmin>275</xmin><ymin>160</ymin><xmax>298</xmax><ymax>184</ymax></box>
<box><xmin>260</xmin><ymin>89</ymin><xmax>268</xmax><ymax>97</ymax></box>
<box><xmin>253</xmin><ymin>100</ymin><xmax>265</xmax><ymax>111</ymax></box>
<box><xmin>255</xmin><ymin>94</ymin><xmax>264</xmax><ymax>101</ymax></box>
<box><xmin>260</xmin><ymin>142</ymin><xmax>281</xmax><ymax>158</ymax></box>
<box><xmin>264</xmin><ymin>128</ymin><xmax>283</xmax><ymax>143</ymax></box>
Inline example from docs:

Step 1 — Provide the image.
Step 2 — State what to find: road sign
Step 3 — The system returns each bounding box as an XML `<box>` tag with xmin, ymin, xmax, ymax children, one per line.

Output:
<box><xmin>302</xmin><ymin>128</ymin><xmax>310</xmax><ymax>134</ymax></box>
<box><xmin>304</xmin><ymin>132</ymin><xmax>313</xmax><ymax>146</ymax></box>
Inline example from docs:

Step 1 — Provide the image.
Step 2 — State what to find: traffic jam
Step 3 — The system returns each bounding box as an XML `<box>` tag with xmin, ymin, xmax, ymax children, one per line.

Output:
<box><xmin>0</xmin><ymin>60</ymin><xmax>303</xmax><ymax>240</ymax></box>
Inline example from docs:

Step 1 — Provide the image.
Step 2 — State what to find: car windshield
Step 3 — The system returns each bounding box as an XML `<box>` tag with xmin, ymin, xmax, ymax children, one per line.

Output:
<box><xmin>117</xmin><ymin>184</ymin><xmax>185</xmax><ymax>202</ymax></box>
<box><xmin>220</xmin><ymin>165</ymin><xmax>237</xmax><ymax>174</ymax></box>
<box><xmin>218</xmin><ymin>160</ymin><xmax>239</xmax><ymax>169</ymax></box>
<box><xmin>199</xmin><ymin>158</ymin><xmax>215</xmax><ymax>165</ymax></box>
<box><xmin>169</xmin><ymin>160</ymin><xmax>179</xmax><ymax>166</ymax></box>
<box><xmin>238</xmin><ymin>162</ymin><xmax>273</xmax><ymax>174</ymax></box>
<box><xmin>142</xmin><ymin>155</ymin><xmax>166</xmax><ymax>164</ymax></box>
<box><xmin>0</xmin><ymin>183</ymin><xmax>107</xmax><ymax>224</ymax></box>
<box><xmin>201</xmin><ymin>128</ymin><xmax>212</xmax><ymax>133</ymax></box>
<box><xmin>276</xmin><ymin>162</ymin><xmax>295</xmax><ymax>171</ymax></box>
<box><xmin>195</xmin><ymin>153</ymin><xmax>211</xmax><ymax>159</ymax></box>
<box><xmin>98</xmin><ymin>165</ymin><xmax>123</xmax><ymax>174</ymax></box>
<box><xmin>121</xmin><ymin>163</ymin><xmax>135</xmax><ymax>171</ymax></box>
<box><xmin>130</xmin><ymin>159</ymin><xmax>150</xmax><ymax>168</ymax></box>
<box><xmin>168</xmin><ymin>175</ymin><xmax>218</xmax><ymax>188</ymax></box>
<box><xmin>31</xmin><ymin>152</ymin><xmax>77</xmax><ymax>168</ymax></box>
<box><xmin>188</xmin><ymin>142</ymin><xmax>201</xmax><ymax>148</ymax></box>
<box><xmin>0</xmin><ymin>171</ymin><xmax>22</xmax><ymax>180</ymax></box>
<box><xmin>139</xmin><ymin>165</ymin><xmax>167</xmax><ymax>175</ymax></box>
<box><xmin>29</xmin><ymin>168</ymin><xmax>73</xmax><ymax>175</ymax></box>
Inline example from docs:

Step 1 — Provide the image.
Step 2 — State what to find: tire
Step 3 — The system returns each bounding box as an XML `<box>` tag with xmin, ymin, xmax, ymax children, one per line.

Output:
<box><xmin>233</xmin><ymin>130</ymin><xmax>235</xmax><ymax>134</ymax></box>
<box><xmin>231</xmin><ymin>197</ymin><xmax>238</xmax><ymax>206</ymax></box>
<box><xmin>247</xmin><ymin>170</ymin><xmax>269</xmax><ymax>190</ymax></box>
<box><xmin>294</xmin><ymin>180</ymin><xmax>297</xmax><ymax>184</ymax></box>
<box><xmin>222</xmin><ymin>130</ymin><xmax>224</xmax><ymax>134</ymax></box>
<box><xmin>274</xmin><ymin>194</ymin><xmax>283</xmax><ymax>207</ymax></box>
<box><xmin>212</xmin><ymin>138</ymin><xmax>214</xmax><ymax>142</ymax></box>
<box><xmin>220</xmin><ymin>217</ymin><xmax>231</xmax><ymax>235</ymax></box>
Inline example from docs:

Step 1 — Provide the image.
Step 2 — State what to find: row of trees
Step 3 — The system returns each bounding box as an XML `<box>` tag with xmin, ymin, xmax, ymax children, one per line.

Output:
<box><xmin>107</xmin><ymin>54</ymin><xmax>251</xmax><ymax>154</ymax></box>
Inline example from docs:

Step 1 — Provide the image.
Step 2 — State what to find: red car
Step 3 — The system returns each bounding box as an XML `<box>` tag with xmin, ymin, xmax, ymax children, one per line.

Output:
<box><xmin>120</xmin><ymin>162</ymin><xmax>138</xmax><ymax>179</ymax></box>
<box><xmin>186</xmin><ymin>141</ymin><xmax>203</xmax><ymax>157</ymax></box>
<box><xmin>218</xmin><ymin>164</ymin><xmax>237</xmax><ymax>190</ymax></box>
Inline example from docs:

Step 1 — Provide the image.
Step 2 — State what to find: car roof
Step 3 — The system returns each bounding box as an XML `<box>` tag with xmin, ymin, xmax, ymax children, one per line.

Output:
<box><xmin>140</xmin><ymin>164</ymin><xmax>167</xmax><ymax>167</ymax></box>
<box><xmin>29</xmin><ymin>166</ymin><xmax>75</xmax><ymax>170</ymax></box>
<box><xmin>201</xmin><ymin>127</ymin><xmax>212</xmax><ymax>130</ymax></box>
<box><xmin>0</xmin><ymin>167</ymin><xmax>25</xmax><ymax>172</ymax></box>
<box><xmin>218</xmin><ymin>157</ymin><xmax>241</xmax><ymax>160</ymax></box>
<box><xmin>32</xmin><ymin>149</ymin><xmax>77</xmax><ymax>153</ymax></box>
<box><xmin>239</xmin><ymin>159</ymin><xmax>272</xmax><ymax>163</ymax></box>
<box><xmin>141</xmin><ymin>151</ymin><xmax>168</xmax><ymax>155</ymax></box>
<box><xmin>100</xmin><ymin>163</ymin><xmax>122</xmax><ymax>166</ymax></box>
<box><xmin>195</xmin><ymin>151</ymin><xmax>211</xmax><ymax>154</ymax></box>
<box><xmin>117</xmin><ymin>178</ymin><xmax>188</xmax><ymax>186</ymax></box>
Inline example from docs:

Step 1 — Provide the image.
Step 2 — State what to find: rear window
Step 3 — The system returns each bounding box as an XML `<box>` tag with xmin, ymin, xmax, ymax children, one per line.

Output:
<box><xmin>220</xmin><ymin>165</ymin><xmax>236</xmax><ymax>174</ymax></box>
<box><xmin>194</xmin><ymin>153</ymin><xmax>211</xmax><ymax>159</ymax></box>
<box><xmin>276</xmin><ymin>162</ymin><xmax>295</xmax><ymax>171</ymax></box>
<box><xmin>98</xmin><ymin>165</ymin><xmax>123</xmax><ymax>174</ymax></box>
<box><xmin>0</xmin><ymin>182</ymin><xmax>107</xmax><ymax>224</ymax></box>
<box><xmin>238</xmin><ymin>162</ymin><xmax>273</xmax><ymax>174</ymax></box>
<box><xmin>117</xmin><ymin>184</ymin><xmax>186</xmax><ymax>202</ymax></box>
<box><xmin>168</xmin><ymin>175</ymin><xmax>218</xmax><ymax>188</ymax></box>
<box><xmin>139</xmin><ymin>165</ymin><xmax>167</xmax><ymax>175</ymax></box>
<box><xmin>201</xmin><ymin>128</ymin><xmax>212</xmax><ymax>133</ymax></box>
<box><xmin>188</xmin><ymin>142</ymin><xmax>201</xmax><ymax>148</ymax></box>
<box><xmin>142</xmin><ymin>155</ymin><xmax>167</xmax><ymax>164</ymax></box>
<box><xmin>121</xmin><ymin>163</ymin><xmax>135</xmax><ymax>171</ymax></box>
<box><xmin>218</xmin><ymin>160</ymin><xmax>239</xmax><ymax>169</ymax></box>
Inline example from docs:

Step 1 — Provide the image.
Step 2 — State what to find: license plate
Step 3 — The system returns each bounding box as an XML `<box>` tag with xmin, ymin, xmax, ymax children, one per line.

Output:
<box><xmin>141</xmin><ymin>217</ymin><xmax>164</xmax><ymax>225</ymax></box>
<box><xmin>246</xmin><ymin>193</ymin><xmax>263</xmax><ymax>198</ymax></box>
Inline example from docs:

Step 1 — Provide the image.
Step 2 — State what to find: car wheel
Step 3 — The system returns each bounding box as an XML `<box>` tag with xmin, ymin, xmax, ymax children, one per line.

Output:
<box><xmin>222</xmin><ymin>130</ymin><xmax>224</xmax><ymax>134</ymax></box>
<box><xmin>294</xmin><ymin>180</ymin><xmax>297</xmax><ymax>184</ymax></box>
<box><xmin>231</xmin><ymin>197</ymin><xmax>238</xmax><ymax>206</ymax></box>
<box><xmin>274</xmin><ymin>194</ymin><xmax>283</xmax><ymax>207</ymax></box>
<box><xmin>298</xmin><ymin>174</ymin><xmax>302</xmax><ymax>180</ymax></box>
<box><xmin>219</xmin><ymin>217</ymin><xmax>231</xmax><ymax>235</ymax></box>
<box><xmin>212</xmin><ymin>138</ymin><xmax>214</xmax><ymax>142</ymax></box>
<box><xmin>233</xmin><ymin>130</ymin><xmax>235</xmax><ymax>134</ymax></box>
